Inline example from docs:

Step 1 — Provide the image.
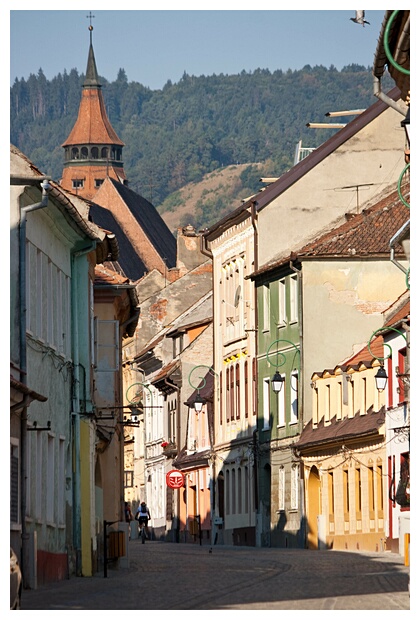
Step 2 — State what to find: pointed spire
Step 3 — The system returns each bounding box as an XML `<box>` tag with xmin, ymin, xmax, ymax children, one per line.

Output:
<box><xmin>84</xmin><ymin>43</ymin><xmax>101</xmax><ymax>88</ymax></box>
<box><xmin>84</xmin><ymin>14</ymin><xmax>101</xmax><ymax>88</ymax></box>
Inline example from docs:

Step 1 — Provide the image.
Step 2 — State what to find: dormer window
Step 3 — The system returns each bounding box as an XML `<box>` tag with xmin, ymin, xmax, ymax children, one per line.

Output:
<box><xmin>173</xmin><ymin>334</ymin><xmax>184</xmax><ymax>358</ymax></box>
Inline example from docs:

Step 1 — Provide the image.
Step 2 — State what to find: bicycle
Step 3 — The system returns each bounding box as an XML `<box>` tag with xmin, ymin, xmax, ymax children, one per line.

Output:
<box><xmin>138</xmin><ymin>517</ymin><xmax>148</xmax><ymax>544</ymax></box>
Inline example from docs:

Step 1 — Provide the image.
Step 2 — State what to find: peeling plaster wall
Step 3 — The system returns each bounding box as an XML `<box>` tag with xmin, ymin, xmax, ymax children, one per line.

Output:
<box><xmin>301</xmin><ymin>258</ymin><xmax>408</xmax><ymax>420</ymax></box>
<box><xmin>134</xmin><ymin>261</ymin><xmax>212</xmax><ymax>351</ymax></box>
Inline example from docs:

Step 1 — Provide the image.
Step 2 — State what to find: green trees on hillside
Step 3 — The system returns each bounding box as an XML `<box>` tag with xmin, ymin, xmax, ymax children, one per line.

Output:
<box><xmin>10</xmin><ymin>64</ymin><xmax>392</xmax><ymax>229</ymax></box>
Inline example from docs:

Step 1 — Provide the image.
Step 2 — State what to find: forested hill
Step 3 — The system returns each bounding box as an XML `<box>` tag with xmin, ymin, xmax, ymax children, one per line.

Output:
<box><xmin>10</xmin><ymin>64</ymin><xmax>393</xmax><ymax>231</ymax></box>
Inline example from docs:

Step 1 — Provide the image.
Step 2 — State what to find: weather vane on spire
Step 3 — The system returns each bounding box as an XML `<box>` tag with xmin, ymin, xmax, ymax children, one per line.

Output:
<box><xmin>87</xmin><ymin>12</ymin><xmax>95</xmax><ymax>43</ymax></box>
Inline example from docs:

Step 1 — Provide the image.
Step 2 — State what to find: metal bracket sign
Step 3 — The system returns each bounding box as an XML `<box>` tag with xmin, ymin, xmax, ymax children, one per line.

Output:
<box><xmin>166</xmin><ymin>469</ymin><xmax>185</xmax><ymax>489</ymax></box>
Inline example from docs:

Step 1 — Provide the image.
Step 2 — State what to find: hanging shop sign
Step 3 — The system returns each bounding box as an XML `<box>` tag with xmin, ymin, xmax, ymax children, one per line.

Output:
<box><xmin>166</xmin><ymin>469</ymin><xmax>185</xmax><ymax>489</ymax></box>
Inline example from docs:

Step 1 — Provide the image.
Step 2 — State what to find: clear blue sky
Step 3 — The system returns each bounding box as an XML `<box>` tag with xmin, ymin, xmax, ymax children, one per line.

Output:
<box><xmin>9</xmin><ymin>7</ymin><xmax>389</xmax><ymax>90</ymax></box>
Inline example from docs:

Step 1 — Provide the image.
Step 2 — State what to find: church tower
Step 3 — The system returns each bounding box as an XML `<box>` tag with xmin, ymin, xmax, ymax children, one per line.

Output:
<box><xmin>60</xmin><ymin>21</ymin><xmax>126</xmax><ymax>200</ymax></box>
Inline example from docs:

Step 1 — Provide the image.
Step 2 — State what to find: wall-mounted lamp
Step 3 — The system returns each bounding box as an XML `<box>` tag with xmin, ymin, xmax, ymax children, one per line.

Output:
<box><xmin>266</xmin><ymin>339</ymin><xmax>300</xmax><ymax>394</ymax></box>
<box><xmin>271</xmin><ymin>371</ymin><xmax>284</xmax><ymax>393</ymax></box>
<box><xmin>374</xmin><ymin>365</ymin><xmax>388</xmax><ymax>392</ymax></box>
<box><xmin>368</xmin><ymin>326</ymin><xmax>407</xmax><ymax>392</ymax></box>
<box><xmin>193</xmin><ymin>394</ymin><xmax>207</xmax><ymax>413</ymax></box>
<box><xmin>188</xmin><ymin>365</ymin><xmax>217</xmax><ymax>413</ymax></box>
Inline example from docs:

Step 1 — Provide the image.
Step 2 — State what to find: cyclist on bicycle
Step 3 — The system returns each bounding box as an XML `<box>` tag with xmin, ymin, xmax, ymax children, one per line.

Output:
<box><xmin>135</xmin><ymin>501</ymin><xmax>151</xmax><ymax>539</ymax></box>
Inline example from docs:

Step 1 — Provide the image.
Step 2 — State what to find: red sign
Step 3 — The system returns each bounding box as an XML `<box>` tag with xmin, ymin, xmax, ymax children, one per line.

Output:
<box><xmin>166</xmin><ymin>470</ymin><xmax>185</xmax><ymax>489</ymax></box>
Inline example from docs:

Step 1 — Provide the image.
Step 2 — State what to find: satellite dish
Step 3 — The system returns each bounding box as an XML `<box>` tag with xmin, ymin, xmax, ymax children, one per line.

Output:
<box><xmin>234</xmin><ymin>285</ymin><xmax>241</xmax><ymax>308</ymax></box>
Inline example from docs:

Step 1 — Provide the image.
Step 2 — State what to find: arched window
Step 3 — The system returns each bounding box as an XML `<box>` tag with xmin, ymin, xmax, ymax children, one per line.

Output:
<box><xmin>71</xmin><ymin>147</ymin><xmax>79</xmax><ymax>159</ymax></box>
<box><xmin>101</xmin><ymin>147</ymin><xmax>108</xmax><ymax>158</ymax></box>
<box><xmin>81</xmin><ymin>147</ymin><xmax>88</xmax><ymax>159</ymax></box>
<box><xmin>91</xmin><ymin>147</ymin><xmax>99</xmax><ymax>159</ymax></box>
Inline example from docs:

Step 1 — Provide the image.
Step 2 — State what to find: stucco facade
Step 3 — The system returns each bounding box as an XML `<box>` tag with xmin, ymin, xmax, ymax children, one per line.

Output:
<box><xmin>297</xmin><ymin>352</ymin><xmax>388</xmax><ymax>552</ymax></box>
<box><xmin>10</xmin><ymin>145</ymin><xmax>106</xmax><ymax>584</ymax></box>
<box><xmin>258</xmin><ymin>103</ymin><xmax>407</xmax><ymax>266</ymax></box>
<box><xmin>203</xmin><ymin>213</ymin><xmax>258</xmax><ymax>546</ymax></box>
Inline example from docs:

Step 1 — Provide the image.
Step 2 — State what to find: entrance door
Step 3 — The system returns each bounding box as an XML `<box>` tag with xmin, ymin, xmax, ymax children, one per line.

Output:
<box><xmin>307</xmin><ymin>466</ymin><xmax>320</xmax><ymax>549</ymax></box>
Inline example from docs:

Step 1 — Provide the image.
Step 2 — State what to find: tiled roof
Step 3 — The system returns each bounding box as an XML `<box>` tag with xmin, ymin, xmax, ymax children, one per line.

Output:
<box><xmin>10</xmin><ymin>375</ymin><xmax>47</xmax><ymax>402</ymax></box>
<box><xmin>250</xmin><ymin>184</ymin><xmax>409</xmax><ymax>278</ymax></box>
<box><xmin>62</xmin><ymin>43</ymin><xmax>124</xmax><ymax>147</ymax></box>
<box><xmin>89</xmin><ymin>201</ymin><xmax>147</xmax><ymax>280</ymax></box>
<box><xmin>109</xmin><ymin>179</ymin><xmax>177</xmax><ymax>269</ymax></box>
<box><xmin>384</xmin><ymin>298</ymin><xmax>410</xmax><ymax>328</ymax></box>
<box><xmin>62</xmin><ymin>87</ymin><xmax>124</xmax><ymax>147</ymax></box>
<box><xmin>343</xmin><ymin>336</ymin><xmax>384</xmax><ymax>367</ymax></box>
<box><xmin>94</xmin><ymin>264</ymin><xmax>130</xmax><ymax>285</ymax></box>
<box><xmin>297</xmin><ymin>187</ymin><xmax>409</xmax><ymax>258</ymax></box>
<box><xmin>151</xmin><ymin>360</ymin><xmax>180</xmax><ymax>385</ymax></box>
<box><xmin>295</xmin><ymin>406</ymin><xmax>386</xmax><ymax>451</ymax></box>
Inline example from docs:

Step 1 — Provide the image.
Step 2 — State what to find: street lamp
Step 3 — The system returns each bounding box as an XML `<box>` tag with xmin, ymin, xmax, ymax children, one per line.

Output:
<box><xmin>193</xmin><ymin>394</ymin><xmax>206</xmax><ymax>413</ymax></box>
<box><xmin>367</xmin><ymin>327</ymin><xmax>407</xmax><ymax>392</ymax></box>
<box><xmin>374</xmin><ymin>365</ymin><xmax>388</xmax><ymax>392</ymax></box>
<box><xmin>271</xmin><ymin>371</ymin><xmax>284</xmax><ymax>394</ymax></box>
<box><xmin>266</xmin><ymin>339</ymin><xmax>300</xmax><ymax>393</ymax></box>
<box><xmin>188</xmin><ymin>365</ymin><xmax>217</xmax><ymax>412</ymax></box>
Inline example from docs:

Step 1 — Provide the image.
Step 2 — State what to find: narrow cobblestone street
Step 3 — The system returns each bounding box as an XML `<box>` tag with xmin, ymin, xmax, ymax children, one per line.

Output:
<box><xmin>21</xmin><ymin>540</ymin><xmax>410</xmax><ymax>610</ymax></box>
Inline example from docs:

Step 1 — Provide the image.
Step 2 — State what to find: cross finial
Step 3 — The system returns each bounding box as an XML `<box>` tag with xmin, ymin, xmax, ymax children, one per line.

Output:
<box><xmin>87</xmin><ymin>12</ymin><xmax>95</xmax><ymax>28</ymax></box>
<box><xmin>86</xmin><ymin>12</ymin><xmax>95</xmax><ymax>44</ymax></box>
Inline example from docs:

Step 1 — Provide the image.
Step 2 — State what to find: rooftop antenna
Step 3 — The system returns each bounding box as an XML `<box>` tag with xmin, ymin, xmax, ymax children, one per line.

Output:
<box><xmin>336</xmin><ymin>182</ymin><xmax>374</xmax><ymax>213</ymax></box>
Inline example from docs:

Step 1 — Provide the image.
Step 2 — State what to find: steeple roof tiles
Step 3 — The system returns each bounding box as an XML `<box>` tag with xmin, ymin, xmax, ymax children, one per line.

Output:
<box><xmin>62</xmin><ymin>88</ymin><xmax>124</xmax><ymax>147</ymax></box>
<box><xmin>62</xmin><ymin>43</ymin><xmax>123</xmax><ymax>147</ymax></box>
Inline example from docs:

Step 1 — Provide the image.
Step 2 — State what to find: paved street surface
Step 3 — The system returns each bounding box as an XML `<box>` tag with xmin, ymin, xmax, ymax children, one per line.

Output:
<box><xmin>21</xmin><ymin>540</ymin><xmax>410</xmax><ymax>610</ymax></box>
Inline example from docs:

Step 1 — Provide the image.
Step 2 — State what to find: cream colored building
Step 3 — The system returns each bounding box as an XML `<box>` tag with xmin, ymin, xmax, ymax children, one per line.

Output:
<box><xmin>295</xmin><ymin>340</ymin><xmax>387</xmax><ymax>552</ymax></box>
<box><xmin>202</xmin><ymin>213</ymin><xmax>258</xmax><ymax>545</ymax></box>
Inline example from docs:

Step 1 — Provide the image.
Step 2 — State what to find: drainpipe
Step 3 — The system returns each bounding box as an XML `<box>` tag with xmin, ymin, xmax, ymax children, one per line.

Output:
<box><xmin>71</xmin><ymin>243</ymin><xmax>96</xmax><ymax>576</ymax></box>
<box><xmin>373</xmin><ymin>76</ymin><xmax>407</xmax><ymax>116</ymax></box>
<box><xmin>18</xmin><ymin>179</ymin><xmax>51</xmax><ymax>586</ymax></box>
<box><xmin>289</xmin><ymin>258</ymin><xmax>304</xmax><ymax>435</ymax></box>
<box><xmin>289</xmin><ymin>257</ymin><xmax>305</xmax><ymax>548</ymax></box>
<box><xmin>17</xmin><ymin>177</ymin><xmax>51</xmax><ymax>586</ymax></box>
<box><xmin>199</xmin><ymin>232</ymin><xmax>218</xmax><ymax>544</ymax></box>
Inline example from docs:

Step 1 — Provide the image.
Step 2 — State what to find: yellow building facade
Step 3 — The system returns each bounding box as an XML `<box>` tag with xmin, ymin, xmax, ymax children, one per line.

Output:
<box><xmin>296</xmin><ymin>344</ymin><xmax>388</xmax><ymax>552</ymax></box>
